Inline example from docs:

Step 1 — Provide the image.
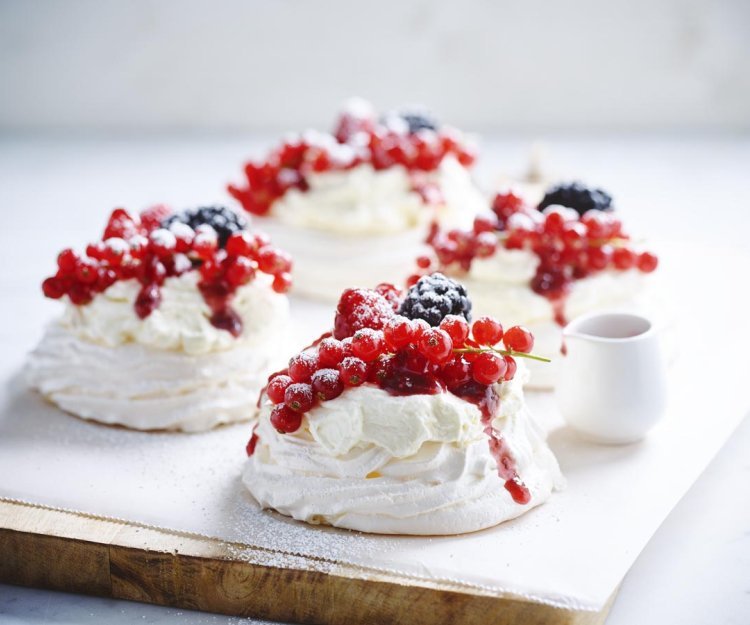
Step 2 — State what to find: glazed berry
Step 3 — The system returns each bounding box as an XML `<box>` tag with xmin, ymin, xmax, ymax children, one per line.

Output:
<box><xmin>502</xmin><ymin>355</ymin><xmax>517</xmax><ymax>381</ymax></box>
<box><xmin>333</xmin><ymin>288</ymin><xmax>395</xmax><ymax>340</ymax></box>
<box><xmin>637</xmin><ymin>251</ymin><xmax>658</xmax><ymax>273</ymax></box>
<box><xmin>270</xmin><ymin>404</ymin><xmax>303</xmax><ymax>434</ymax></box>
<box><xmin>538</xmin><ymin>182</ymin><xmax>613</xmax><ymax>216</ymax></box>
<box><xmin>272</xmin><ymin>272</ymin><xmax>293</xmax><ymax>294</ymax></box>
<box><xmin>383</xmin><ymin>316</ymin><xmax>415</xmax><ymax>350</ymax></box>
<box><xmin>441</xmin><ymin>356</ymin><xmax>473</xmax><ymax>388</ymax></box>
<box><xmin>338</xmin><ymin>357</ymin><xmax>368</xmax><ymax>386</ymax></box>
<box><xmin>472</xmin><ymin>352</ymin><xmax>507</xmax><ymax>385</ymax></box>
<box><xmin>417</xmin><ymin>328</ymin><xmax>453</xmax><ymax>363</ymax></box>
<box><xmin>311</xmin><ymin>369</ymin><xmax>344</xmax><ymax>401</ymax></box>
<box><xmin>162</xmin><ymin>206</ymin><xmax>247</xmax><ymax>248</ymax></box>
<box><xmin>471</xmin><ymin>317</ymin><xmax>503</xmax><ymax>346</ymax></box>
<box><xmin>398</xmin><ymin>273</ymin><xmax>471</xmax><ymax>326</ymax></box>
<box><xmin>612</xmin><ymin>247</ymin><xmax>636</xmax><ymax>270</ymax></box>
<box><xmin>284</xmin><ymin>383</ymin><xmax>314</xmax><ymax>412</ymax></box>
<box><xmin>439</xmin><ymin>315</ymin><xmax>470</xmax><ymax>345</ymax></box>
<box><xmin>351</xmin><ymin>328</ymin><xmax>386</xmax><ymax>362</ymax></box>
<box><xmin>288</xmin><ymin>352</ymin><xmax>318</xmax><ymax>383</ymax></box>
<box><xmin>503</xmin><ymin>326</ymin><xmax>534</xmax><ymax>353</ymax></box>
<box><xmin>267</xmin><ymin>374</ymin><xmax>293</xmax><ymax>404</ymax></box>
<box><xmin>318</xmin><ymin>338</ymin><xmax>345</xmax><ymax>367</ymax></box>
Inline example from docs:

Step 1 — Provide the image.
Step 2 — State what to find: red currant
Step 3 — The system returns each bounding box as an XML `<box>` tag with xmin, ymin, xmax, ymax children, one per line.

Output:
<box><xmin>267</xmin><ymin>374</ymin><xmax>293</xmax><ymax>404</ymax></box>
<box><xmin>288</xmin><ymin>352</ymin><xmax>318</xmax><ymax>382</ymax></box>
<box><xmin>272</xmin><ymin>272</ymin><xmax>293</xmax><ymax>293</ymax></box>
<box><xmin>270</xmin><ymin>404</ymin><xmax>303</xmax><ymax>433</ymax></box>
<box><xmin>440</xmin><ymin>356</ymin><xmax>472</xmax><ymax>388</ymax></box>
<box><xmin>225</xmin><ymin>256</ymin><xmax>257</xmax><ymax>287</ymax></box>
<box><xmin>439</xmin><ymin>315</ymin><xmax>469</xmax><ymax>345</ymax></box>
<box><xmin>311</xmin><ymin>369</ymin><xmax>344</xmax><ymax>401</ymax></box>
<box><xmin>284</xmin><ymin>383</ymin><xmax>314</xmax><ymax>412</ymax></box>
<box><xmin>226</xmin><ymin>231</ymin><xmax>257</xmax><ymax>257</ymax></box>
<box><xmin>503</xmin><ymin>355</ymin><xmax>517</xmax><ymax>381</ymax></box>
<box><xmin>416</xmin><ymin>255</ymin><xmax>432</xmax><ymax>269</ymax></box>
<box><xmin>472</xmin><ymin>316</ymin><xmax>504</xmax><ymax>346</ymax></box>
<box><xmin>257</xmin><ymin>246</ymin><xmax>292</xmax><ymax>275</ymax></box>
<box><xmin>383</xmin><ymin>316</ymin><xmax>415</xmax><ymax>350</ymax></box>
<box><xmin>472</xmin><ymin>352</ymin><xmax>507</xmax><ymax>385</ymax></box>
<box><xmin>42</xmin><ymin>277</ymin><xmax>66</xmax><ymax>299</ymax></box>
<box><xmin>338</xmin><ymin>357</ymin><xmax>368</xmax><ymax>386</ymax></box>
<box><xmin>318</xmin><ymin>338</ymin><xmax>345</xmax><ymax>367</ymax></box>
<box><xmin>612</xmin><ymin>247</ymin><xmax>636</xmax><ymax>270</ymax></box>
<box><xmin>503</xmin><ymin>326</ymin><xmax>534</xmax><ymax>353</ymax></box>
<box><xmin>637</xmin><ymin>251</ymin><xmax>658</xmax><ymax>273</ymax></box>
<box><xmin>417</xmin><ymin>328</ymin><xmax>453</xmax><ymax>363</ymax></box>
<box><xmin>351</xmin><ymin>329</ymin><xmax>386</xmax><ymax>362</ymax></box>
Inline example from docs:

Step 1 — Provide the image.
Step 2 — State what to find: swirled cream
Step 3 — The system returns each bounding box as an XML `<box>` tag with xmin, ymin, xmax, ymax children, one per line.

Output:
<box><xmin>242</xmin><ymin>370</ymin><xmax>564</xmax><ymax>535</ymax></box>
<box><xmin>454</xmin><ymin>249</ymin><xmax>649</xmax><ymax>388</ymax></box>
<box><xmin>26</xmin><ymin>273</ymin><xmax>290</xmax><ymax>431</ymax></box>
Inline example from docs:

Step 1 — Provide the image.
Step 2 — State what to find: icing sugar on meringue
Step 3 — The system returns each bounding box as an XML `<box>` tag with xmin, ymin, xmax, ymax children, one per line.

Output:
<box><xmin>242</xmin><ymin>367</ymin><xmax>564</xmax><ymax>535</ymax></box>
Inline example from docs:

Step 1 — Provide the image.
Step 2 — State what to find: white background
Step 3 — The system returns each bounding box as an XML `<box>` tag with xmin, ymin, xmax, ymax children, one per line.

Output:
<box><xmin>1</xmin><ymin>0</ymin><xmax>749</xmax><ymax>133</ymax></box>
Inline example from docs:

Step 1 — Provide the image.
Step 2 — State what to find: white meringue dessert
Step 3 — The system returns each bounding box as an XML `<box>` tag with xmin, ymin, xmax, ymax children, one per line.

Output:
<box><xmin>228</xmin><ymin>99</ymin><xmax>486</xmax><ymax>301</ymax></box>
<box><xmin>27</xmin><ymin>205</ymin><xmax>292</xmax><ymax>432</ymax></box>
<box><xmin>420</xmin><ymin>184</ymin><xmax>660</xmax><ymax>388</ymax></box>
<box><xmin>241</xmin><ymin>278</ymin><xmax>564</xmax><ymax>535</ymax></box>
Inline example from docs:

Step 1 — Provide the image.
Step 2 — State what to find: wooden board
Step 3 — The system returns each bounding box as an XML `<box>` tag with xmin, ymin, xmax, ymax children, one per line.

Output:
<box><xmin>0</xmin><ymin>499</ymin><xmax>616</xmax><ymax>624</ymax></box>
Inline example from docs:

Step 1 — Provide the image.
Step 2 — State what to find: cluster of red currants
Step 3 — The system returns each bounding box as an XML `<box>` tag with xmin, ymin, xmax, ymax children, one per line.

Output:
<box><xmin>414</xmin><ymin>191</ymin><xmax>659</xmax><ymax>301</ymax></box>
<box><xmin>228</xmin><ymin>108</ymin><xmax>476</xmax><ymax>217</ymax></box>
<box><xmin>260</xmin><ymin>285</ymin><xmax>539</xmax><ymax>436</ymax></box>
<box><xmin>41</xmin><ymin>206</ymin><xmax>292</xmax><ymax>337</ymax></box>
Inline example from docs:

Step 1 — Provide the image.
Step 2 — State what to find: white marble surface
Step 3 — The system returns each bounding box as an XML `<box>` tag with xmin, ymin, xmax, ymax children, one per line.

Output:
<box><xmin>0</xmin><ymin>135</ymin><xmax>748</xmax><ymax>624</ymax></box>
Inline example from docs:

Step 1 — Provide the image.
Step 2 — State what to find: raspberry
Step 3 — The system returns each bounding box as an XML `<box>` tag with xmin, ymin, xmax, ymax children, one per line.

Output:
<box><xmin>398</xmin><ymin>273</ymin><xmax>471</xmax><ymax>327</ymax></box>
<box><xmin>374</xmin><ymin>283</ymin><xmax>402</xmax><ymax>310</ymax></box>
<box><xmin>538</xmin><ymin>182</ymin><xmax>613</xmax><ymax>216</ymax></box>
<box><xmin>140</xmin><ymin>205</ymin><xmax>172</xmax><ymax>232</ymax></box>
<box><xmin>333</xmin><ymin>288</ymin><xmax>396</xmax><ymax>340</ymax></box>
<box><xmin>311</xmin><ymin>368</ymin><xmax>344</xmax><ymax>401</ymax></box>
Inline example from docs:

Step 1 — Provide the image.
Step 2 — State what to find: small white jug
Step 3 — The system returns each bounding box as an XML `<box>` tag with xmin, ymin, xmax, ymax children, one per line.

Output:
<box><xmin>555</xmin><ymin>311</ymin><xmax>667</xmax><ymax>444</ymax></box>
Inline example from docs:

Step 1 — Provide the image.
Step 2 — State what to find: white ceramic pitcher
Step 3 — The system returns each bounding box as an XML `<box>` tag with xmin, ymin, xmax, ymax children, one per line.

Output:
<box><xmin>555</xmin><ymin>311</ymin><xmax>667</xmax><ymax>444</ymax></box>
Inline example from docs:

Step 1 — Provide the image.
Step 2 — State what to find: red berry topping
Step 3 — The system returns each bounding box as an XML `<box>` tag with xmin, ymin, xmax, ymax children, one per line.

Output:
<box><xmin>637</xmin><ymin>251</ymin><xmax>658</xmax><ymax>273</ymax></box>
<box><xmin>417</xmin><ymin>328</ymin><xmax>453</xmax><ymax>363</ymax></box>
<box><xmin>503</xmin><ymin>326</ymin><xmax>534</xmax><ymax>353</ymax></box>
<box><xmin>311</xmin><ymin>369</ymin><xmax>344</xmax><ymax>401</ymax></box>
<box><xmin>441</xmin><ymin>356</ymin><xmax>473</xmax><ymax>388</ymax></box>
<box><xmin>383</xmin><ymin>316</ymin><xmax>416</xmax><ymax>350</ymax></box>
<box><xmin>502</xmin><ymin>355</ymin><xmax>517</xmax><ymax>381</ymax></box>
<box><xmin>471</xmin><ymin>316</ymin><xmax>504</xmax><ymax>346</ymax></box>
<box><xmin>439</xmin><ymin>315</ymin><xmax>470</xmax><ymax>345</ymax></box>
<box><xmin>257</xmin><ymin>246</ymin><xmax>293</xmax><ymax>275</ymax></box>
<box><xmin>57</xmin><ymin>248</ymin><xmax>79</xmax><ymax>275</ymax></box>
<box><xmin>338</xmin><ymin>357</ymin><xmax>368</xmax><ymax>386</ymax></box>
<box><xmin>134</xmin><ymin>283</ymin><xmax>161</xmax><ymax>319</ymax></box>
<box><xmin>318</xmin><ymin>338</ymin><xmax>345</xmax><ymax>367</ymax></box>
<box><xmin>270</xmin><ymin>404</ymin><xmax>303</xmax><ymax>433</ymax></box>
<box><xmin>266</xmin><ymin>374</ymin><xmax>293</xmax><ymax>404</ymax></box>
<box><xmin>225</xmin><ymin>231</ymin><xmax>257</xmax><ymax>257</ymax></box>
<box><xmin>288</xmin><ymin>352</ymin><xmax>318</xmax><ymax>383</ymax></box>
<box><xmin>351</xmin><ymin>328</ymin><xmax>386</xmax><ymax>362</ymax></box>
<box><xmin>272</xmin><ymin>272</ymin><xmax>293</xmax><ymax>294</ymax></box>
<box><xmin>42</xmin><ymin>277</ymin><xmax>66</xmax><ymax>299</ymax></box>
<box><xmin>612</xmin><ymin>247</ymin><xmax>636</xmax><ymax>270</ymax></box>
<box><xmin>225</xmin><ymin>256</ymin><xmax>257</xmax><ymax>287</ymax></box>
<box><xmin>333</xmin><ymin>288</ymin><xmax>395</xmax><ymax>340</ymax></box>
<box><xmin>471</xmin><ymin>352</ymin><xmax>508</xmax><ymax>385</ymax></box>
<box><xmin>284</xmin><ymin>383</ymin><xmax>314</xmax><ymax>413</ymax></box>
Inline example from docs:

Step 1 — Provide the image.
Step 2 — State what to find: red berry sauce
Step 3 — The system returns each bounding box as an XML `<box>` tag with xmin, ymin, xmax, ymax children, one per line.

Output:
<box><xmin>419</xmin><ymin>191</ymin><xmax>658</xmax><ymax>327</ymax></box>
<box><xmin>228</xmin><ymin>101</ymin><xmax>476</xmax><ymax>217</ymax></box>
<box><xmin>42</xmin><ymin>206</ymin><xmax>293</xmax><ymax>338</ymax></box>
<box><xmin>252</xmin><ymin>282</ymin><xmax>541</xmax><ymax>506</ymax></box>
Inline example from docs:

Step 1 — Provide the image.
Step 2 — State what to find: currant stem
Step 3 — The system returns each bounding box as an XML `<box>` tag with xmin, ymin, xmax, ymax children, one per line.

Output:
<box><xmin>453</xmin><ymin>346</ymin><xmax>552</xmax><ymax>363</ymax></box>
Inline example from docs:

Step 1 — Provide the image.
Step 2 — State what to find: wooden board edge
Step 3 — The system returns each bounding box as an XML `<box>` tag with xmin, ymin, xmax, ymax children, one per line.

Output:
<box><xmin>0</xmin><ymin>499</ymin><xmax>615</xmax><ymax>625</ymax></box>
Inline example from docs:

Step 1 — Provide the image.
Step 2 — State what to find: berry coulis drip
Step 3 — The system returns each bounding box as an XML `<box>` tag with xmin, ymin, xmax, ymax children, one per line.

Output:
<box><xmin>41</xmin><ymin>206</ymin><xmax>293</xmax><ymax>337</ymax></box>
<box><xmin>228</xmin><ymin>102</ymin><xmax>476</xmax><ymax>217</ymax></box>
<box><xmin>251</xmin><ymin>275</ymin><xmax>545</xmax><ymax>505</ymax></box>
<box><xmin>414</xmin><ymin>183</ymin><xmax>659</xmax><ymax>328</ymax></box>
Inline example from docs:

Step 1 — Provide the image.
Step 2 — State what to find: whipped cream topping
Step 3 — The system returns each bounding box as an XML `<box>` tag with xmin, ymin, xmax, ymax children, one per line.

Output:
<box><xmin>242</xmin><ymin>368</ymin><xmax>564</xmax><ymax>535</ymax></box>
<box><xmin>26</xmin><ymin>323</ymin><xmax>283</xmax><ymax>432</ymax></box>
<box><xmin>270</xmin><ymin>155</ymin><xmax>485</xmax><ymax>235</ymax></box>
<box><xmin>61</xmin><ymin>272</ymin><xmax>289</xmax><ymax>355</ymax></box>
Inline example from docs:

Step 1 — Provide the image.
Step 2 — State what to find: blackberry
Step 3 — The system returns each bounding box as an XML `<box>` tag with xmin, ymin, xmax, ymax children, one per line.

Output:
<box><xmin>538</xmin><ymin>182</ymin><xmax>613</xmax><ymax>216</ymax></box>
<box><xmin>162</xmin><ymin>206</ymin><xmax>247</xmax><ymax>247</ymax></box>
<box><xmin>382</xmin><ymin>109</ymin><xmax>439</xmax><ymax>134</ymax></box>
<box><xmin>398</xmin><ymin>273</ymin><xmax>472</xmax><ymax>327</ymax></box>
